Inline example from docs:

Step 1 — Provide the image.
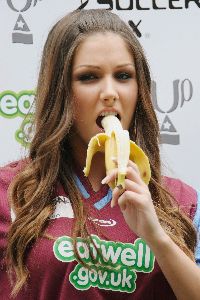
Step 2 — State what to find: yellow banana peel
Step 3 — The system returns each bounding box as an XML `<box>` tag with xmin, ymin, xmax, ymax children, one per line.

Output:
<box><xmin>83</xmin><ymin>115</ymin><xmax>151</xmax><ymax>189</ymax></box>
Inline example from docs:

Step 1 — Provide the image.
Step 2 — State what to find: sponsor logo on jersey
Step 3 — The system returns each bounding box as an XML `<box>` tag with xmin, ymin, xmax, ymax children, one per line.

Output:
<box><xmin>88</xmin><ymin>217</ymin><xmax>117</xmax><ymax>227</ymax></box>
<box><xmin>49</xmin><ymin>196</ymin><xmax>74</xmax><ymax>219</ymax></box>
<box><xmin>49</xmin><ymin>197</ymin><xmax>117</xmax><ymax>227</ymax></box>
<box><xmin>53</xmin><ymin>235</ymin><xmax>155</xmax><ymax>293</ymax></box>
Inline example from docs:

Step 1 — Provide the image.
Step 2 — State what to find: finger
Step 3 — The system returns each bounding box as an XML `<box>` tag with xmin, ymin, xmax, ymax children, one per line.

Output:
<box><xmin>118</xmin><ymin>189</ymin><xmax>153</xmax><ymax>212</ymax></box>
<box><xmin>112</xmin><ymin>179</ymin><xmax>150</xmax><ymax>209</ymax></box>
<box><xmin>102</xmin><ymin>166</ymin><xmax>142</xmax><ymax>186</ymax></box>
<box><xmin>125</xmin><ymin>166</ymin><xmax>144</xmax><ymax>186</ymax></box>
<box><xmin>118</xmin><ymin>190</ymin><xmax>143</xmax><ymax>211</ymax></box>
<box><xmin>124</xmin><ymin>179</ymin><xmax>146</xmax><ymax>194</ymax></box>
<box><xmin>111</xmin><ymin>185</ymin><xmax>125</xmax><ymax>208</ymax></box>
<box><xmin>111</xmin><ymin>159</ymin><xmax>144</xmax><ymax>185</ymax></box>
<box><xmin>111</xmin><ymin>179</ymin><xmax>143</xmax><ymax>208</ymax></box>
<box><xmin>113</xmin><ymin>158</ymin><xmax>140</xmax><ymax>176</ymax></box>
<box><xmin>127</xmin><ymin>160</ymin><xmax>141</xmax><ymax>175</ymax></box>
<box><xmin>101</xmin><ymin>168</ymin><xmax>118</xmax><ymax>185</ymax></box>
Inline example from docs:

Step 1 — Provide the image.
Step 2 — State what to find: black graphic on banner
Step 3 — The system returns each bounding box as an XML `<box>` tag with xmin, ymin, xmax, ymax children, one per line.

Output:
<box><xmin>128</xmin><ymin>20</ymin><xmax>142</xmax><ymax>37</ymax></box>
<box><xmin>79</xmin><ymin>1</ymin><xmax>142</xmax><ymax>37</ymax></box>
<box><xmin>7</xmin><ymin>0</ymin><xmax>43</xmax><ymax>44</ymax></box>
<box><xmin>78</xmin><ymin>0</ymin><xmax>200</xmax><ymax>37</ymax></box>
<box><xmin>78</xmin><ymin>0</ymin><xmax>200</xmax><ymax>10</ymax></box>
<box><xmin>13</xmin><ymin>14</ymin><xmax>32</xmax><ymax>44</ymax></box>
<box><xmin>160</xmin><ymin>115</ymin><xmax>179</xmax><ymax>145</ymax></box>
<box><xmin>152</xmin><ymin>79</ymin><xmax>193</xmax><ymax>145</ymax></box>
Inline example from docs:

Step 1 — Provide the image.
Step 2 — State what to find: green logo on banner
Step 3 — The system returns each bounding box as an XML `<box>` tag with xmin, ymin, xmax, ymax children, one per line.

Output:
<box><xmin>0</xmin><ymin>90</ymin><xmax>35</xmax><ymax>147</ymax></box>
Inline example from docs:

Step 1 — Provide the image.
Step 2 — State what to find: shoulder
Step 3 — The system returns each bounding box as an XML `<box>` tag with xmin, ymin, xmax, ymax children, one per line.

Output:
<box><xmin>0</xmin><ymin>159</ymin><xmax>27</xmax><ymax>187</ymax></box>
<box><xmin>163</xmin><ymin>177</ymin><xmax>200</xmax><ymax>265</ymax></box>
<box><xmin>162</xmin><ymin>176</ymin><xmax>197</xmax><ymax>219</ymax></box>
<box><xmin>0</xmin><ymin>159</ymin><xmax>27</xmax><ymax>214</ymax></box>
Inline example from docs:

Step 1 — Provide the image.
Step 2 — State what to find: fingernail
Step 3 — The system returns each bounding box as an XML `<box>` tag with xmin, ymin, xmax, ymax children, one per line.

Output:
<box><xmin>111</xmin><ymin>199</ymin><xmax>115</xmax><ymax>208</ymax></box>
<box><xmin>101</xmin><ymin>177</ymin><xmax>108</xmax><ymax>184</ymax></box>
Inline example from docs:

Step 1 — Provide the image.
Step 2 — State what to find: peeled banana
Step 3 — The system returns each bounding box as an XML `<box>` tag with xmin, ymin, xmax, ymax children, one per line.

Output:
<box><xmin>83</xmin><ymin>115</ymin><xmax>151</xmax><ymax>189</ymax></box>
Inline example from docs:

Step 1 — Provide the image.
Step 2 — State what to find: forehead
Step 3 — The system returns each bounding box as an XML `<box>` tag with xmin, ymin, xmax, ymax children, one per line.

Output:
<box><xmin>73</xmin><ymin>32</ymin><xmax>133</xmax><ymax>66</ymax></box>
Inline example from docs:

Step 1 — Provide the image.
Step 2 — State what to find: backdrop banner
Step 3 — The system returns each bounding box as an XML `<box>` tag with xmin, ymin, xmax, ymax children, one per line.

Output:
<box><xmin>0</xmin><ymin>0</ymin><xmax>199</xmax><ymax>189</ymax></box>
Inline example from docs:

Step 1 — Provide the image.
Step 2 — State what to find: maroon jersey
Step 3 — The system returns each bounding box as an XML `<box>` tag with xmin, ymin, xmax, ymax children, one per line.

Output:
<box><xmin>0</xmin><ymin>161</ymin><xmax>197</xmax><ymax>299</ymax></box>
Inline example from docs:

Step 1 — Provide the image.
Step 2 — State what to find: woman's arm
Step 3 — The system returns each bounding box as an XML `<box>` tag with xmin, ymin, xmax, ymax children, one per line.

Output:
<box><xmin>147</xmin><ymin>231</ymin><xmax>200</xmax><ymax>300</ymax></box>
<box><xmin>102</xmin><ymin>160</ymin><xmax>200</xmax><ymax>300</ymax></box>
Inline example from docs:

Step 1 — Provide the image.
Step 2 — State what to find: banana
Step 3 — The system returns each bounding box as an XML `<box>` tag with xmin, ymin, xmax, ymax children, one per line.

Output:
<box><xmin>83</xmin><ymin>115</ymin><xmax>151</xmax><ymax>189</ymax></box>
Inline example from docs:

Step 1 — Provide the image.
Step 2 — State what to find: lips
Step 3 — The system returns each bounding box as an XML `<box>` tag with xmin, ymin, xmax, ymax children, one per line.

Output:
<box><xmin>96</xmin><ymin>113</ymin><xmax>121</xmax><ymax>129</ymax></box>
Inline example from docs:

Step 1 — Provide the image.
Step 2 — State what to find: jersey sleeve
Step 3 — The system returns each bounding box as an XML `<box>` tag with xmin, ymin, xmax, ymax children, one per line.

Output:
<box><xmin>0</xmin><ymin>166</ymin><xmax>12</xmax><ymax>267</ymax></box>
<box><xmin>193</xmin><ymin>190</ymin><xmax>200</xmax><ymax>266</ymax></box>
<box><xmin>0</xmin><ymin>161</ymin><xmax>24</xmax><ymax>255</ymax></box>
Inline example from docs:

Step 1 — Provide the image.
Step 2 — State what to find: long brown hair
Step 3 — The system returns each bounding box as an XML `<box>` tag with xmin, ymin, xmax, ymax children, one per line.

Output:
<box><xmin>6</xmin><ymin>9</ymin><xmax>196</xmax><ymax>296</ymax></box>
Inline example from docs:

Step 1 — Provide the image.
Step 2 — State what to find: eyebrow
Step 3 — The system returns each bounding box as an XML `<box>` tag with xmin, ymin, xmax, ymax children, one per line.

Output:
<box><xmin>73</xmin><ymin>63</ymin><xmax>135</xmax><ymax>70</ymax></box>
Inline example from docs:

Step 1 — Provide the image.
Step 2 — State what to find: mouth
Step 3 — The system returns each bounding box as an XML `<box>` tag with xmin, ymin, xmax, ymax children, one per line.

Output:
<box><xmin>96</xmin><ymin>113</ymin><xmax>121</xmax><ymax>129</ymax></box>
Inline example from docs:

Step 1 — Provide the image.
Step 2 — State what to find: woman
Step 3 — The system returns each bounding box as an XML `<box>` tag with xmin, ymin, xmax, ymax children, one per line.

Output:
<box><xmin>0</xmin><ymin>9</ymin><xmax>200</xmax><ymax>299</ymax></box>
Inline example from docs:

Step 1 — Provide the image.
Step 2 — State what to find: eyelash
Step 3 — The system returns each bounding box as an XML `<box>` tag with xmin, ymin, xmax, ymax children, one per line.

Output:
<box><xmin>115</xmin><ymin>72</ymin><xmax>132</xmax><ymax>80</ymax></box>
<box><xmin>78</xmin><ymin>74</ymin><xmax>97</xmax><ymax>81</ymax></box>
<box><xmin>77</xmin><ymin>72</ymin><xmax>133</xmax><ymax>82</ymax></box>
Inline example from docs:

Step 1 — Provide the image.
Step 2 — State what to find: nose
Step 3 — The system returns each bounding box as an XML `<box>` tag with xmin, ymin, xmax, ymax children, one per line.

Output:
<box><xmin>100</xmin><ymin>77</ymin><xmax>119</xmax><ymax>106</ymax></box>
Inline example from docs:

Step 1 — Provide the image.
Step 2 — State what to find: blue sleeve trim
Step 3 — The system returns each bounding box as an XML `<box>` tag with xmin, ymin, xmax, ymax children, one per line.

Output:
<box><xmin>193</xmin><ymin>190</ymin><xmax>200</xmax><ymax>266</ymax></box>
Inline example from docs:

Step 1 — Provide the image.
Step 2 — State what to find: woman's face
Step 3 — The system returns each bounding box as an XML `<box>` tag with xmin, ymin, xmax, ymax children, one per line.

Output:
<box><xmin>71</xmin><ymin>32</ymin><xmax>138</xmax><ymax>149</ymax></box>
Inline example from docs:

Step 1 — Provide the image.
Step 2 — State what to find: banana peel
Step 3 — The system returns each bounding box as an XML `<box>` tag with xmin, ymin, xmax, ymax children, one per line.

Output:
<box><xmin>83</xmin><ymin>115</ymin><xmax>151</xmax><ymax>189</ymax></box>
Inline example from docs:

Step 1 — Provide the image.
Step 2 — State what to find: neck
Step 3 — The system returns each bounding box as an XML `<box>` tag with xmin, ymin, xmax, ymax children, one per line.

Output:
<box><xmin>88</xmin><ymin>152</ymin><xmax>106</xmax><ymax>191</ymax></box>
<box><xmin>70</xmin><ymin>139</ymin><xmax>106</xmax><ymax>192</ymax></box>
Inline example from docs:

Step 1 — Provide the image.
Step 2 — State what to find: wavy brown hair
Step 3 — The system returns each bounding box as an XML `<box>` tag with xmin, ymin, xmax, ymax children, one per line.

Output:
<box><xmin>6</xmin><ymin>9</ymin><xmax>196</xmax><ymax>297</ymax></box>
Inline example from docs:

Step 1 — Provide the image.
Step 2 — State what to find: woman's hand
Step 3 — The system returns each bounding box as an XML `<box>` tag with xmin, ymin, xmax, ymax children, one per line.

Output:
<box><xmin>102</xmin><ymin>160</ymin><xmax>167</xmax><ymax>245</ymax></box>
<box><xmin>102</xmin><ymin>160</ymin><xmax>200</xmax><ymax>300</ymax></box>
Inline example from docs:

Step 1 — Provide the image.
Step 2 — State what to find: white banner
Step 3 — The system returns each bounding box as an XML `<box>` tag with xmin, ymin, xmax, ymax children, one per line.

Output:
<box><xmin>0</xmin><ymin>0</ymin><xmax>199</xmax><ymax>189</ymax></box>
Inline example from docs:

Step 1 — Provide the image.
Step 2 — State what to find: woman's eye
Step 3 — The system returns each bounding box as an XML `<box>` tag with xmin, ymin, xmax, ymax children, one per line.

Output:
<box><xmin>116</xmin><ymin>72</ymin><xmax>132</xmax><ymax>80</ymax></box>
<box><xmin>78</xmin><ymin>74</ymin><xmax>97</xmax><ymax>81</ymax></box>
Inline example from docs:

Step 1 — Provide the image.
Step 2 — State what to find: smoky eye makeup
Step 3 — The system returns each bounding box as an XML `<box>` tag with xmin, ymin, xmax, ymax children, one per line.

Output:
<box><xmin>114</xmin><ymin>67</ymin><xmax>136</xmax><ymax>80</ymax></box>
<box><xmin>115</xmin><ymin>71</ymin><xmax>132</xmax><ymax>80</ymax></box>
<box><xmin>72</xmin><ymin>66</ymin><xmax>136</xmax><ymax>82</ymax></box>
<box><xmin>77</xmin><ymin>73</ymin><xmax>98</xmax><ymax>81</ymax></box>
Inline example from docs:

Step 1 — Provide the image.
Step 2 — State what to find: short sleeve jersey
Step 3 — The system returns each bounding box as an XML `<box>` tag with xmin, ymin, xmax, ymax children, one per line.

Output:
<box><xmin>0</xmin><ymin>161</ymin><xmax>199</xmax><ymax>300</ymax></box>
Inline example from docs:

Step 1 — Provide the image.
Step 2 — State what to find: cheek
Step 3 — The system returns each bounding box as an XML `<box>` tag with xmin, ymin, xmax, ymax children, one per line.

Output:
<box><xmin>73</xmin><ymin>82</ymin><xmax>98</xmax><ymax>98</ymax></box>
<box><xmin>73</xmin><ymin>88</ymin><xmax>97</xmax><ymax>113</ymax></box>
<box><xmin>120</xmin><ymin>80</ymin><xmax>138</xmax><ymax>96</ymax></box>
<box><xmin>130</xmin><ymin>82</ymin><xmax>138</xmax><ymax>98</ymax></box>
<box><xmin>121</xmin><ymin>85</ymin><xmax>138</xmax><ymax>124</ymax></box>
<box><xmin>73</xmin><ymin>99</ymin><xmax>93</xmax><ymax>123</ymax></box>
<box><xmin>121</xmin><ymin>85</ymin><xmax>138</xmax><ymax>107</ymax></box>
